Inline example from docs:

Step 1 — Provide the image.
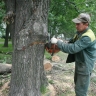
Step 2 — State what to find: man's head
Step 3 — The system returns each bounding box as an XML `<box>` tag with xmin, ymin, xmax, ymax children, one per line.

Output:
<box><xmin>72</xmin><ymin>13</ymin><xmax>91</xmax><ymax>24</ymax></box>
<box><xmin>72</xmin><ymin>13</ymin><xmax>91</xmax><ymax>32</ymax></box>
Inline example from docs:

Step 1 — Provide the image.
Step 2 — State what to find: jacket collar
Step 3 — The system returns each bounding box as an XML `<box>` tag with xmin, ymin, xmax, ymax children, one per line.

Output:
<box><xmin>77</xmin><ymin>27</ymin><xmax>89</xmax><ymax>36</ymax></box>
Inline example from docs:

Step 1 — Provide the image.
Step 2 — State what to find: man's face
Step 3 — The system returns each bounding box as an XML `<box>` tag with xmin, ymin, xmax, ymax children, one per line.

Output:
<box><xmin>75</xmin><ymin>23</ymin><xmax>88</xmax><ymax>32</ymax></box>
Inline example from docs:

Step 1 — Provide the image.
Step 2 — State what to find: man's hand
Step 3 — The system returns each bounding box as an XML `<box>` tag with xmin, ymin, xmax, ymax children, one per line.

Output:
<box><xmin>51</xmin><ymin>37</ymin><xmax>63</xmax><ymax>44</ymax></box>
<box><xmin>51</xmin><ymin>37</ymin><xmax>58</xmax><ymax>44</ymax></box>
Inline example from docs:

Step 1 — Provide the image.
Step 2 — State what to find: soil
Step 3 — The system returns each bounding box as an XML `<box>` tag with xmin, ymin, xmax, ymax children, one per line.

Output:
<box><xmin>0</xmin><ymin>52</ymin><xmax>96</xmax><ymax>96</ymax></box>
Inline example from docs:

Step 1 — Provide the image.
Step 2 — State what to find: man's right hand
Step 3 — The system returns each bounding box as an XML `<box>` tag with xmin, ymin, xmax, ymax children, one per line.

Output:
<box><xmin>51</xmin><ymin>37</ymin><xmax>58</xmax><ymax>44</ymax></box>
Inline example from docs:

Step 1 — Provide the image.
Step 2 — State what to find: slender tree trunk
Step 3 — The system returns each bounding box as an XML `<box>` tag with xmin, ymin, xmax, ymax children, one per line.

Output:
<box><xmin>5</xmin><ymin>0</ymin><xmax>50</xmax><ymax>96</ymax></box>
<box><xmin>3</xmin><ymin>25</ymin><xmax>9</xmax><ymax>47</ymax></box>
<box><xmin>4</xmin><ymin>0</ymin><xmax>15</xmax><ymax>46</ymax></box>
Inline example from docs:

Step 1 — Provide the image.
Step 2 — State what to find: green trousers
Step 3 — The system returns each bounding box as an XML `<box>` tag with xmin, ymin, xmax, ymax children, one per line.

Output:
<box><xmin>74</xmin><ymin>73</ymin><xmax>91</xmax><ymax>96</ymax></box>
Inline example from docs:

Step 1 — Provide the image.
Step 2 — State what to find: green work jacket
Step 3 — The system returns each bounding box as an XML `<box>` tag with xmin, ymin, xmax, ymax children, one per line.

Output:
<box><xmin>57</xmin><ymin>28</ymin><xmax>96</xmax><ymax>75</ymax></box>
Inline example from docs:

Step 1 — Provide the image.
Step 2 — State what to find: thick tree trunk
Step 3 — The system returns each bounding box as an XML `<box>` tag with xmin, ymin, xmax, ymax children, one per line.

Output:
<box><xmin>6</xmin><ymin>0</ymin><xmax>49</xmax><ymax>96</ymax></box>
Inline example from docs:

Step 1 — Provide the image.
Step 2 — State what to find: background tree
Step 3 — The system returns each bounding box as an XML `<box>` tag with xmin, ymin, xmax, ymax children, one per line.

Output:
<box><xmin>4</xmin><ymin>0</ymin><xmax>49</xmax><ymax>96</ymax></box>
<box><xmin>0</xmin><ymin>0</ymin><xmax>14</xmax><ymax>47</ymax></box>
<box><xmin>3</xmin><ymin>0</ymin><xmax>15</xmax><ymax>47</ymax></box>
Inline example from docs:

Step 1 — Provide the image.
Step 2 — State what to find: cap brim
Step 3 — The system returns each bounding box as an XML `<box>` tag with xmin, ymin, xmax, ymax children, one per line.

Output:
<box><xmin>72</xmin><ymin>18</ymin><xmax>81</xmax><ymax>23</ymax></box>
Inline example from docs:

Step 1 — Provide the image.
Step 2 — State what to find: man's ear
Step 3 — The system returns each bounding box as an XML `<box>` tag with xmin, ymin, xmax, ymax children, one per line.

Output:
<box><xmin>85</xmin><ymin>22</ymin><xmax>89</xmax><ymax>26</ymax></box>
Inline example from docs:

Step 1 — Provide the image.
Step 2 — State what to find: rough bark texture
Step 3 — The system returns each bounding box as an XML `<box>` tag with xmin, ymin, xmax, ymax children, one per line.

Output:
<box><xmin>4</xmin><ymin>0</ymin><xmax>50</xmax><ymax>96</ymax></box>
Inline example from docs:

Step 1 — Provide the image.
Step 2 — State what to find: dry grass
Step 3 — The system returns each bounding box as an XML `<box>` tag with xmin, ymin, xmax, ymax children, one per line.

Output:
<box><xmin>48</xmin><ymin>52</ymin><xmax>96</xmax><ymax>96</ymax></box>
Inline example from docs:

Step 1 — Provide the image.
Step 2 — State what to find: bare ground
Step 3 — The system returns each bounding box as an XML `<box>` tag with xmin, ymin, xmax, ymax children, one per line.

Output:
<box><xmin>45</xmin><ymin>52</ymin><xmax>96</xmax><ymax>96</ymax></box>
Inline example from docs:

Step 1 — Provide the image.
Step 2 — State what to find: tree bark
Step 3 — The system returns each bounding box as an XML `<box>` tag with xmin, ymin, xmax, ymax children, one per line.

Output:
<box><xmin>5</xmin><ymin>0</ymin><xmax>50</xmax><ymax>96</ymax></box>
<box><xmin>3</xmin><ymin>25</ymin><xmax>10</xmax><ymax>47</ymax></box>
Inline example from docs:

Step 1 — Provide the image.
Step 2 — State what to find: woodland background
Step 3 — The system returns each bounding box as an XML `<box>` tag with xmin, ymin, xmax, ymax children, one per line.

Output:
<box><xmin>0</xmin><ymin>0</ymin><xmax>96</xmax><ymax>96</ymax></box>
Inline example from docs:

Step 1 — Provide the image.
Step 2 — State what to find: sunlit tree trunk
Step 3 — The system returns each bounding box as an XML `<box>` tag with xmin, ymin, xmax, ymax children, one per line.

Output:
<box><xmin>4</xmin><ymin>0</ymin><xmax>50</xmax><ymax>96</ymax></box>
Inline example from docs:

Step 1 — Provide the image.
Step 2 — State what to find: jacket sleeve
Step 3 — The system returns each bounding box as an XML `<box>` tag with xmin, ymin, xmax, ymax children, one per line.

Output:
<box><xmin>57</xmin><ymin>36</ymin><xmax>92</xmax><ymax>54</ymax></box>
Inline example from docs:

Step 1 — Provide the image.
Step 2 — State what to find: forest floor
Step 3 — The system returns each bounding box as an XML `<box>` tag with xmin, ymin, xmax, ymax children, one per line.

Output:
<box><xmin>0</xmin><ymin>52</ymin><xmax>96</xmax><ymax>96</ymax></box>
<box><xmin>44</xmin><ymin>52</ymin><xmax>96</xmax><ymax>96</ymax></box>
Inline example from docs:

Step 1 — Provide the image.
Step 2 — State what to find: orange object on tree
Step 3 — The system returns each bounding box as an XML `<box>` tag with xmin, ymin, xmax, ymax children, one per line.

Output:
<box><xmin>45</xmin><ymin>42</ymin><xmax>60</xmax><ymax>56</ymax></box>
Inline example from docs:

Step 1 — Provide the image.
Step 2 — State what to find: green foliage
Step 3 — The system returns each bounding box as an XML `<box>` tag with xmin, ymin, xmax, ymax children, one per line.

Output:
<box><xmin>48</xmin><ymin>0</ymin><xmax>78</xmax><ymax>37</ymax></box>
<box><xmin>48</xmin><ymin>0</ymin><xmax>96</xmax><ymax>38</ymax></box>
<box><xmin>0</xmin><ymin>1</ymin><xmax>6</xmax><ymax>34</ymax></box>
<box><xmin>0</xmin><ymin>1</ymin><xmax>5</xmax><ymax>22</ymax></box>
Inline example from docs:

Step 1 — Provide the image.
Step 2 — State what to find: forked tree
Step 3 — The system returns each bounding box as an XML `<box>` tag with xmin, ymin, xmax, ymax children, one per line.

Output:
<box><xmin>4</xmin><ymin>0</ymin><xmax>49</xmax><ymax>96</ymax></box>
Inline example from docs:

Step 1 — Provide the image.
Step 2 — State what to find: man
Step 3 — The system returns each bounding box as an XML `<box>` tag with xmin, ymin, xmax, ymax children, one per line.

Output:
<box><xmin>51</xmin><ymin>13</ymin><xmax>96</xmax><ymax>96</ymax></box>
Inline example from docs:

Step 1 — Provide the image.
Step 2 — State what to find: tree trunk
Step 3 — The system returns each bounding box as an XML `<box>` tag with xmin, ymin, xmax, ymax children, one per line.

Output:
<box><xmin>4</xmin><ymin>0</ymin><xmax>15</xmax><ymax>46</ymax></box>
<box><xmin>3</xmin><ymin>25</ymin><xmax>10</xmax><ymax>47</ymax></box>
<box><xmin>4</xmin><ymin>0</ymin><xmax>50</xmax><ymax>96</ymax></box>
